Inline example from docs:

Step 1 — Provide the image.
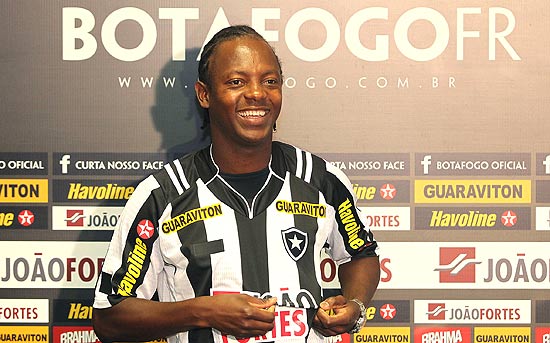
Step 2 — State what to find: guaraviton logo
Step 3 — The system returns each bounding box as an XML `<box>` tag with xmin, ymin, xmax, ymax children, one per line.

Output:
<box><xmin>275</xmin><ymin>200</ymin><xmax>326</xmax><ymax>218</ymax></box>
<box><xmin>162</xmin><ymin>204</ymin><xmax>222</xmax><ymax>234</ymax></box>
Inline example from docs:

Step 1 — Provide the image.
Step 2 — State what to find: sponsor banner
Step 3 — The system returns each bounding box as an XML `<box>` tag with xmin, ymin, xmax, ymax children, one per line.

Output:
<box><xmin>353</xmin><ymin>326</ymin><xmax>410</xmax><ymax>343</ymax></box>
<box><xmin>52</xmin><ymin>326</ymin><xmax>99</xmax><ymax>343</ymax></box>
<box><xmin>415</xmin><ymin>153</ymin><xmax>530</xmax><ymax>176</ymax></box>
<box><xmin>0</xmin><ymin>326</ymin><xmax>49</xmax><ymax>342</ymax></box>
<box><xmin>0</xmin><ymin>153</ymin><xmax>48</xmax><ymax>176</ymax></box>
<box><xmin>414</xmin><ymin>300</ymin><xmax>531</xmax><ymax>324</ymax></box>
<box><xmin>352</xmin><ymin>180</ymin><xmax>410</xmax><ymax>204</ymax></box>
<box><xmin>0</xmin><ymin>206</ymin><xmax>48</xmax><ymax>230</ymax></box>
<box><xmin>0</xmin><ymin>179</ymin><xmax>48</xmax><ymax>203</ymax></box>
<box><xmin>535</xmin><ymin>328</ymin><xmax>550</xmax><ymax>343</ymax></box>
<box><xmin>536</xmin><ymin>181</ymin><xmax>550</xmax><ymax>203</ymax></box>
<box><xmin>52</xmin><ymin>325</ymin><xmax>168</xmax><ymax>343</ymax></box>
<box><xmin>364</xmin><ymin>300</ymin><xmax>410</xmax><ymax>323</ymax></box>
<box><xmin>535</xmin><ymin>207</ymin><xmax>550</xmax><ymax>231</ymax></box>
<box><xmin>0</xmin><ymin>299</ymin><xmax>49</xmax><ymax>323</ymax></box>
<box><xmin>414</xmin><ymin>327</ymin><xmax>471</xmax><ymax>343</ymax></box>
<box><xmin>358</xmin><ymin>206</ymin><xmax>410</xmax><ymax>231</ymax></box>
<box><xmin>473</xmin><ymin>327</ymin><xmax>530</xmax><ymax>343</ymax></box>
<box><xmin>52</xmin><ymin>205</ymin><xmax>123</xmax><ymax>230</ymax></box>
<box><xmin>536</xmin><ymin>300</ymin><xmax>550</xmax><ymax>323</ymax></box>
<box><xmin>323</xmin><ymin>242</ymin><xmax>550</xmax><ymax>290</ymax></box>
<box><xmin>415</xmin><ymin>207</ymin><xmax>530</xmax><ymax>230</ymax></box>
<box><xmin>53</xmin><ymin>152</ymin><xmax>166</xmax><ymax>176</ymax></box>
<box><xmin>537</xmin><ymin>153</ymin><xmax>550</xmax><ymax>176</ymax></box>
<box><xmin>53</xmin><ymin>299</ymin><xmax>93</xmax><ymax>323</ymax></box>
<box><xmin>0</xmin><ymin>241</ymin><xmax>109</xmax><ymax>288</ymax></box>
<box><xmin>415</xmin><ymin>180</ymin><xmax>531</xmax><ymax>204</ymax></box>
<box><xmin>52</xmin><ymin>179</ymin><xmax>138</xmax><ymax>204</ymax></box>
<box><xmin>321</xmin><ymin>153</ymin><xmax>410</xmax><ymax>176</ymax></box>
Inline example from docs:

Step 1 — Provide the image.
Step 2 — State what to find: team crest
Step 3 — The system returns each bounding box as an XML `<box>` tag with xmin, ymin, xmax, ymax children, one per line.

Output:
<box><xmin>281</xmin><ymin>227</ymin><xmax>308</xmax><ymax>261</ymax></box>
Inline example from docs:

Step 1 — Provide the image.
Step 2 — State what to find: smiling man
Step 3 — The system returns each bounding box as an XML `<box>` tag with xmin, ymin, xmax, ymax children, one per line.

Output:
<box><xmin>92</xmin><ymin>25</ymin><xmax>379</xmax><ymax>343</ymax></box>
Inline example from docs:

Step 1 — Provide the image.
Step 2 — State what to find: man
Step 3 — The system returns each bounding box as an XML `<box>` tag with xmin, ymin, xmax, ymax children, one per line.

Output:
<box><xmin>93</xmin><ymin>25</ymin><xmax>379</xmax><ymax>343</ymax></box>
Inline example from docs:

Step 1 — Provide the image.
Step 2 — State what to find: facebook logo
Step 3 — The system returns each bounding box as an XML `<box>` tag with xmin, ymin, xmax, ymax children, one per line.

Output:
<box><xmin>59</xmin><ymin>154</ymin><xmax>71</xmax><ymax>174</ymax></box>
<box><xmin>421</xmin><ymin>155</ymin><xmax>432</xmax><ymax>175</ymax></box>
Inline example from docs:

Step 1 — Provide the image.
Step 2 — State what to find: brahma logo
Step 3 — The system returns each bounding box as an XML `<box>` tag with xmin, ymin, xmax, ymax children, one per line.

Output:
<box><xmin>414</xmin><ymin>327</ymin><xmax>471</xmax><ymax>343</ymax></box>
<box><xmin>434</xmin><ymin>247</ymin><xmax>481</xmax><ymax>283</ymax></box>
<box><xmin>427</xmin><ymin>303</ymin><xmax>447</xmax><ymax>320</ymax></box>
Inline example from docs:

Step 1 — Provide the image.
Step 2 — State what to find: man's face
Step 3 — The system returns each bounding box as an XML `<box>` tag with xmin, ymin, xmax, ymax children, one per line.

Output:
<box><xmin>196</xmin><ymin>36</ymin><xmax>282</xmax><ymax>147</ymax></box>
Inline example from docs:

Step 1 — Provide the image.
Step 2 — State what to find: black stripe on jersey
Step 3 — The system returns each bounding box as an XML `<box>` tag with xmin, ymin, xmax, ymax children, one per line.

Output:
<box><xmin>236</xmin><ymin>211</ymin><xmax>270</xmax><ymax>294</ymax></box>
<box><xmin>323</xmin><ymin>171</ymin><xmax>377</xmax><ymax>257</ymax></box>
<box><xmin>289</xmin><ymin>175</ymin><xmax>322</xmax><ymax>306</ymax></box>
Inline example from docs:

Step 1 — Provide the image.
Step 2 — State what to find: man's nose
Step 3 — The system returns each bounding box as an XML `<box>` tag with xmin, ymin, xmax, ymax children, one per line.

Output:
<box><xmin>244</xmin><ymin>81</ymin><xmax>267</xmax><ymax>100</ymax></box>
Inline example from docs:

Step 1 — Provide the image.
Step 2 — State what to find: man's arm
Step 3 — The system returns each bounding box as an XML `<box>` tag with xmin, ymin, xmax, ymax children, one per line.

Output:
<box><xmin>312</xmin><ymin>255</ymin><xmax>380</xmax><ymax>336</ymax></box>
<box><xmin>93</xmin><ymin>294</ymin><xmax>278</xmax><ymax>343</ymax></box>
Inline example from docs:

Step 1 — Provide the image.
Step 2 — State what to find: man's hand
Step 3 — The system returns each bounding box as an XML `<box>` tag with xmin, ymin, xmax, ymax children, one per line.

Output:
<box><xmin>312</xmin><ymin>295</ymin><xmax>360</xmax><ymax>336</ymax></box>
<box><xmin>203</xmin><ymin>294</ymin><xmax>277</xmax><ymax>338</ymax></box>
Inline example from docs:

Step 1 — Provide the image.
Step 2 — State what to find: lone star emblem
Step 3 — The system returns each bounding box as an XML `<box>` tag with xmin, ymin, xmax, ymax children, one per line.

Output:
<box><xmin>379</xmin><ymin>183</ymin><xmax>397</xmax><ymax>200</ymax></box>
<box><xmin>137</xmin><ymin>219</ymin><xmax>155</xmax><ymax>239</ymax></box>
<box><xmin>18</xmin><ymin>210</ymin><xmax>35</xmax><ymax>227</ymax></box>
<box><xmin>281</xmin><ymin>227</ymin><xmax>308</xmax><ymax>261</ymax></box>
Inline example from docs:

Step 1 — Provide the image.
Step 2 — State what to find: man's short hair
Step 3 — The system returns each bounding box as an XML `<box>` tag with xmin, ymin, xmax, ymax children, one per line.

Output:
<box><xmin>197</xmin><ymin>25</ymin><xmax>283</xmax><ymax>86</ymax></box>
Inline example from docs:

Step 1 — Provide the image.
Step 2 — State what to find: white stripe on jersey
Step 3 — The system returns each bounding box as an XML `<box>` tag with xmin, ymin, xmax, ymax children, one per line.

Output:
<box><xmin>174</xmin><ymin>159</ymin><xmax>190</xmax><ymax>190</ymax></box>
<box><xmin>197</xmin><ymin>180</ymin><xmax>244</xmax><ymax>292</ymax></box>
<box><xmin>295</xmin><ymin>147</ymin><xmax>303</xmax><ymax>179</ymax></box>
<box><xmin>304</xmin><ymin>151</ymin><xmax>313</xmax><ymax>183</ymax></box>
<box><xmin>165</xmin><ymin>164</ymin><xmax>184</xmax><ymax>195</ymax></box>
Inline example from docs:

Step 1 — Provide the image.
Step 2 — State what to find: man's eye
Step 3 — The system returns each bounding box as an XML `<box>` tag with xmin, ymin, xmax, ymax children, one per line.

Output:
<box><xmin>265</xmin><ymin>79</ymin><xmax>279</xmax><ymax>85</ymax></box>
<box><xmin>228</xmin><ymin>79</ymin><xmax>242</xmax><ymax>85</ymax></box>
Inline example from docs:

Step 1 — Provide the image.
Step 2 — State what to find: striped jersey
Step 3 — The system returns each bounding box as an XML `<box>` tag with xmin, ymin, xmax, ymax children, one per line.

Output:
<box><xmin>94</xmin><ymin>141</ymin><xmax>378</xmax><ymax>343</ymax></box>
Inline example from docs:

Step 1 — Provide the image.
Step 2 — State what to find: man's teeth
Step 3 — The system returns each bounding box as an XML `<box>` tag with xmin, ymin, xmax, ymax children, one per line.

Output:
<box><xmin>239</xmin><ymin>110</ymin><xmax>266</xmax><ymax>117</ymax></box>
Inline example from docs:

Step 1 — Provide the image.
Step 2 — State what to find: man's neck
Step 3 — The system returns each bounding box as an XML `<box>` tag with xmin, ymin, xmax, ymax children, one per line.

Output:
<box><xmin>212</xmin><ymin>141</ymin><xmax>272</xmax><ymax>174</ymax></box>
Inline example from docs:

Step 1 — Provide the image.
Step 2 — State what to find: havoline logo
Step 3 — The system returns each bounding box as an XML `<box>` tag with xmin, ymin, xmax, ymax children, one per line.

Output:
<box><xmin>416</xmin><ymin>207</ymin><xmax>530</xmax><ymax>230</ymax></box>
<box><xmin>53</xmin><ymin>180</ymin><xmax>137</xmax><ymax>204</ymax></box>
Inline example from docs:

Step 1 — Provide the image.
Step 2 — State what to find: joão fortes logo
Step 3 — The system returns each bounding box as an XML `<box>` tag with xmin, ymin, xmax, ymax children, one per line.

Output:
<box><xmin>65</xmin><ymin>209</ymin><xmax>85</xmax><ymax>227</ymax></box>
<box><xmin>427</xmin><ymin>303</ymin><xmax>447</xmax><ymax>320</ymax></box>
<box><xmin>434</xmin><ymin>248</ymin><xmax>481</xmax><ymax>283</ymax></box>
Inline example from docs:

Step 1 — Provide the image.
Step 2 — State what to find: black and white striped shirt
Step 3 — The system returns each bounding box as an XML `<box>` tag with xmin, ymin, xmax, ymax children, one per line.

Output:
<box><xmin>94</xmin><ymin>141</ymin><xmax>377</xmax><ymax>343</ymax></box>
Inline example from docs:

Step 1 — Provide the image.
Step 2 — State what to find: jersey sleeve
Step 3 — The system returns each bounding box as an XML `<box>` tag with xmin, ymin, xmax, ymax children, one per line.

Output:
<box><xmin>322</xmin><ymin>161</ymin><xmax>378</xmax><ymax>265</ymax></box>
<box><xmin>93</xmin><ymin>175</ymin><xmax>166</xmax><ymax>309</ymax></box>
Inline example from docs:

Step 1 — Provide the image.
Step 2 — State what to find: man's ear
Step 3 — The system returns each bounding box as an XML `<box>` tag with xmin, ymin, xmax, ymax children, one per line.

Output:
<box><xmin>195</xmin><ymin>81</ymin><xmax>210</xmax><ymax>109</ymax></box>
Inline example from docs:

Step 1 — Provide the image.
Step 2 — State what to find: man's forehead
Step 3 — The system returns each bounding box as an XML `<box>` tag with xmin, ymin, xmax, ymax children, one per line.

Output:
<box><xmin>210</xmin><ymin>37</ymin><xmax>280</xmax><ymax>74</ymax></box>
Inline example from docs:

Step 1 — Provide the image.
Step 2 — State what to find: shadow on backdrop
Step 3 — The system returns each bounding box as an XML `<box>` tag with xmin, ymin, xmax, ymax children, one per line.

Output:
<box><xmin>54</xmin><ymin>48</ymin><xmax>212</xmax><ymax>329</ymax></box>
<box><xmin>151</xmin><ymin>47</ymin><xmax>211</xmax><ymax>160</ymax></box>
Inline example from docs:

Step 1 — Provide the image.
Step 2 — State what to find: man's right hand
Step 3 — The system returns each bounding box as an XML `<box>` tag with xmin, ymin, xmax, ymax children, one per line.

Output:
<box><xmin>201</xmin><ymin>294</ymin><xmax>277</xmax><ymax>338</ymax></box>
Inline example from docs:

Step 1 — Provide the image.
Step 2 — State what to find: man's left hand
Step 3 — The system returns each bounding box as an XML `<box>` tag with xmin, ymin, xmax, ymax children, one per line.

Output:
<box><xmin>312</xmin><ymin>295</ymin><xmax>360</xmax><ymax>336</ymax></box>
